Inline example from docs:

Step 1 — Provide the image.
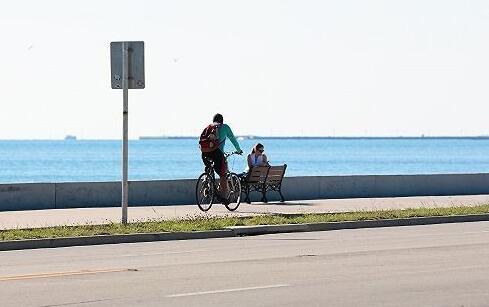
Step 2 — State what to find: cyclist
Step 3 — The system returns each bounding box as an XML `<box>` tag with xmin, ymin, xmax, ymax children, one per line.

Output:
<box><xmin>200</xmin><ymin>113</ymin><xmax>243</xmax><ymax>204</ymax></box>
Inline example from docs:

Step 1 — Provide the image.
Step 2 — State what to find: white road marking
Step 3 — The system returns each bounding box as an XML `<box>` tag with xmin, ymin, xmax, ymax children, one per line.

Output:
<box><xmin>120</xmin><ymin>249</ymin><xmax>208</xmax><ymax>257</ymax></box>
<box><xmin>166</xmin><ymin>284</ymin><xmax>289</xmax><ymax>298</ymax></box>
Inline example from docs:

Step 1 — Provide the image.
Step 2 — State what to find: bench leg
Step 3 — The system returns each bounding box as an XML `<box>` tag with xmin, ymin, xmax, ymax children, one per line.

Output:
<box><xmin>261</xmin><ymin>191</ymin><xmax>268</xmax><ymax>203</ymax></box>
<box><xmin>278</xmin><ymin>187</ymin><xmax>285</xmax><ymax>202</ymax></box>
<box><xmin>245</xmin><ymin>186</ymin><xmax>251</xmax><ymax>204</ymax></box>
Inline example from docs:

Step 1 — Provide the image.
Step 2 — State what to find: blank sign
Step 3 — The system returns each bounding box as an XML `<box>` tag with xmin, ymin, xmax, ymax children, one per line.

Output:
<box><xmin>110</xmin><ymin>41</ymin><xmax>145</xmax><ymax>89</ymax></box>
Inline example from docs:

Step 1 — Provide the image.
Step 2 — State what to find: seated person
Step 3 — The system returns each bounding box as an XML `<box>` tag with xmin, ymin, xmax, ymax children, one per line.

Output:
<box><xmin>240</xmin><ymin>143</ymin><xmax>269</xmax><ymax>178</ymax></box>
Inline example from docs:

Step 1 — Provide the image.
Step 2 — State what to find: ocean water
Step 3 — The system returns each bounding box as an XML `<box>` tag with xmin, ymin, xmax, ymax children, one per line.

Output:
<box><xmin>1</xmin><ymin>138</ymin><xmax>489</xmax><ymax>183</ymax></box>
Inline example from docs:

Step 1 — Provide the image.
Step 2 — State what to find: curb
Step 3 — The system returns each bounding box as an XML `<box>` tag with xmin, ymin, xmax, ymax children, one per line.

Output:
<box><xmin>0</xmin><ymin>230</ymin><xmax>234</xmax><ymax>252</ymax></box>
<box><xmin>228</xmin><ymin>214</ymin><xmax>489</xmax><ymax>236</ymax></box>
<box><xmin>1</xmin><ymin>214</ymin><xmax>489</xmax><ymax>251</ymax></box>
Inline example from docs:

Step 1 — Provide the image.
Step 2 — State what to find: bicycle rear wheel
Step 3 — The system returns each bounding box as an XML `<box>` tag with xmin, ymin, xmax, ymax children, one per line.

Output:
<box><xmin>196</xmin><ymin>173</ymin><xmax>214</xmax><ymax>211</ymax></box>
<box><xmin>225</xmin><ymin>173</ymin><xmax>241</xmax><ymax>211</ymax></box>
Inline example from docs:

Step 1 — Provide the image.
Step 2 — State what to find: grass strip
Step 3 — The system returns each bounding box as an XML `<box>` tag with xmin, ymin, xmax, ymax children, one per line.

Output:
<box><xmin>2</xmin><ymin>204</ymin><xmax>489</xmax><ymax>241</ymax></box>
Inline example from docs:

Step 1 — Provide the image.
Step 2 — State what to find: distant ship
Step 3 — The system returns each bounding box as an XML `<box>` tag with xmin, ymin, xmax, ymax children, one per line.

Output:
<box><xmin>64</xmin><ymin>135</ymin><xmax>77</xmax><ymax>141</ymax></box>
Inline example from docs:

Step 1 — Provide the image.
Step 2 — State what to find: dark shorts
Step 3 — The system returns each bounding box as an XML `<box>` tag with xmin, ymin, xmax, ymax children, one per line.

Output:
<box><xmin>202</xmin><ymin>149</ymin><xmax>227</xmax><ymax>177</ymax></box>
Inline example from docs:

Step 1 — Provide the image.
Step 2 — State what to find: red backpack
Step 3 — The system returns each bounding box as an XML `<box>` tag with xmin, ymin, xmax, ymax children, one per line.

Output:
<box><xmin>199</xmin><ymin>124</ymin><xmax>221</xmax><ymax>153</ymax></box>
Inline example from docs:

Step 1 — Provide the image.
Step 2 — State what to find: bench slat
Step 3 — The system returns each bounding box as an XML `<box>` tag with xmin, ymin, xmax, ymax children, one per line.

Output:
<box><xmin>267</xmin><ymin>170</ymin><xmax>285</xmax><ymax>177</ymax></box>
<box><xmin>266</xmin><ymin>166</ymin><xmax>286</xmax><ymax>183</ymax></box>
<box><xmin>246</xmin><ymin>166</ymin><xmax>269</xmax><ymax>183</ymax></box>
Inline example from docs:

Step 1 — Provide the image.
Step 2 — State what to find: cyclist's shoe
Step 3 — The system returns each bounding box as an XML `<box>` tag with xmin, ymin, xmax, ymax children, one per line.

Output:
<box><xmin>217</xmin><ymin>195</ymin><xmax>230</xmax><ymax>205</ymax></box>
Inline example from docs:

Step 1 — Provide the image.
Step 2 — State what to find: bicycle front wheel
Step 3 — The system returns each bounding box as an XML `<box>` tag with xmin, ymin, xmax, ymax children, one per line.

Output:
<box><xmin>196</xmin><ymin>173</ymin><xmax>214</xmax><ymax>211</ymax></box>
<box><xmin>225</xmin><ymin>173</ymin><xmax>242</xmax><ymax>211</ymax></box>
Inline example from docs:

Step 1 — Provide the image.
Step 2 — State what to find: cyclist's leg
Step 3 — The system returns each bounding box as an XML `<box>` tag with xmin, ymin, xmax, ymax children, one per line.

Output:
<box><xmin>213</xmin><ymin>150</ymin><xmax>229</xmax><ymax>199</ymax></box>
<box><xmin>201</xmin><ymin>153</ymin><xmax>212</xmax><ymax>173</ymax></box>
<box><xmin>219</xmin><ymin>169</ymin><xmax>228</xmax><ymax>198</ymax></box>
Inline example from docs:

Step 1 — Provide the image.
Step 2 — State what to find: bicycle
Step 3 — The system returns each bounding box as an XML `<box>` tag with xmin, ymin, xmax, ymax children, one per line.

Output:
<box><xmin>196</xmin><ymin>151</ymin><xmax>242</xmax><ymax>212</ymax></box>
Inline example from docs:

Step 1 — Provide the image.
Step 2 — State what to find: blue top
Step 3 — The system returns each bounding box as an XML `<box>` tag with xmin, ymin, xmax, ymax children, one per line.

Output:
<box><xmin>217</xmin><ymin>123</ymin><xmax>241</xmax><ymax>152</ymax></box>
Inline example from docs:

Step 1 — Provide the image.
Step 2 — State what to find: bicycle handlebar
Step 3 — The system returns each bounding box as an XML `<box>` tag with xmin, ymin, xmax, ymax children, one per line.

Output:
<box><xmin>224</xmin><ymin>151</ymin><xmax>243</xmax><ymax>158</ymax></box>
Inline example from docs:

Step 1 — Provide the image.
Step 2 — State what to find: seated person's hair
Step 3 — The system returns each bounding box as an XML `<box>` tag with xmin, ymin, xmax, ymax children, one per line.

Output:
<box><xmin>252</xmin><ymin>143</ymin><xmax>264</xmax><ymax>153</ymax></box>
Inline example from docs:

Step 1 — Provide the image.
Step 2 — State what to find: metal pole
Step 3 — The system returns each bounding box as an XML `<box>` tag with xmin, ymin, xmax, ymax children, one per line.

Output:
<box><xmin>122</xmin><ymin>42</ymin><xmax>129</xmax><ymax>224</ymax></box>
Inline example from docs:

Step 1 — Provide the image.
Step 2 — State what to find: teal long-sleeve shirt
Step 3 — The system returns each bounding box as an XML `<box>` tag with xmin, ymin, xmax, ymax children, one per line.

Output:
<box><xmin>217</xmin><ymin>123</ymin><xmax>241</xmax><ymax>152</ymax></box>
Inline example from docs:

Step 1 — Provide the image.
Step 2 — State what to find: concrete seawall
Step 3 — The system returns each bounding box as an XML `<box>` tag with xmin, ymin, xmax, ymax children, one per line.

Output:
<box><xmin>1</xmin><ymin>173</ymin><xmax>489</xmax><ymax>211</ymax></box>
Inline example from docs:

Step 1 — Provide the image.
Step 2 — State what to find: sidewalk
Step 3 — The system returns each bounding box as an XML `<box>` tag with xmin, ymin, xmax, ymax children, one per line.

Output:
<box><xmin>1</xmin><ymin>194</ymin><xmax>489</xmax><ymax>230</ymax></box>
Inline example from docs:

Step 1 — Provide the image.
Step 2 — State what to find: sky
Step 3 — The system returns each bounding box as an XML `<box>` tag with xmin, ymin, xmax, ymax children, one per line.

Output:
<box><xmin>1</xmin><ymin>0</ymin><xmax>489</xmax><ymax>139</ymax></box>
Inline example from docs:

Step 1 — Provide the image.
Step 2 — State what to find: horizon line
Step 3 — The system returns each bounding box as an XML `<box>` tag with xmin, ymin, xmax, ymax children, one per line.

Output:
<box><xmin>2</xmin><ymin>135</ymin><xmax>489</xmax><ymax>141</ymax></box>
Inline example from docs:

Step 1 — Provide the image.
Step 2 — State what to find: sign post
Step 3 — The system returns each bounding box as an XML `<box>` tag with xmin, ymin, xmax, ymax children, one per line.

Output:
<box><xmin>110</xmin><ymin>41</ymin><xmax>145</xmax><ymax>224</ymax></box>
<box><xmin>121</xmin><ymin>43</ymin><xmax>129</xmax><ymax>224</ymax></box>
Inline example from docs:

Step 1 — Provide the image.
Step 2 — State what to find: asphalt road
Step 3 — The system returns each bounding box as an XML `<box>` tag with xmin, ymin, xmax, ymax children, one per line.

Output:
<box><xmin>1</xmin><ymin>222</ymin><xmax>489</xmax><ymax>306</ymax></box>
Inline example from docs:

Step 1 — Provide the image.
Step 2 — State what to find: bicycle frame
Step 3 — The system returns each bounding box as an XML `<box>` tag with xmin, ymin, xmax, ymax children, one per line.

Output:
<box><xmin>196</xmin><ymin>151</ymin><xmax>242</xmax><ymax>211</ymax></box>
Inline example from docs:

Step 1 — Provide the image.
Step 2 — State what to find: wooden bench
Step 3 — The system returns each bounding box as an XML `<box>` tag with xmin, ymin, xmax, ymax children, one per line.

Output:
<box><xmin>241</xmin><ymin>164</ymin><xmax>287</xmax><ymax>203</ymax></box>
